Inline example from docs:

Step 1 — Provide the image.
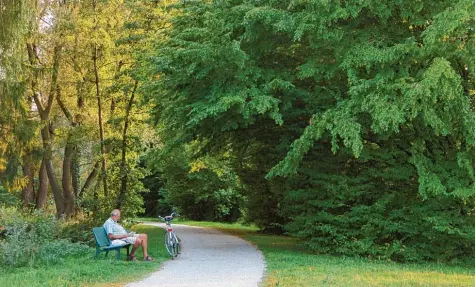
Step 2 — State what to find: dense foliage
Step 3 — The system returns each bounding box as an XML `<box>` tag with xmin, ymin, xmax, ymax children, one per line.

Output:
<box><xmin>142</xmin><ymin>0</ymin><xmax>474</xmax><ymax>262</ymax></box>
<box><xmin>0</xmin><ymin>0</ymin><xmax>33</xmax><ymax>200</ymax></box>
<box><xmin>146</xmin><ymin>143</ymin><xmax>244</xmax><ymax>221</ymax></box>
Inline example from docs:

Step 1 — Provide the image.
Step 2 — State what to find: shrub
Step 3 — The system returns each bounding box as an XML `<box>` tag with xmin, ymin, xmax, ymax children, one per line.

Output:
<box><xmin>58</xmin><ymin>212</ymin><xmax>99</xmax><ymax>246</ymax></box>
<box><xmin>0</xmin><ymin>207</ymin><xmax>90</xmax><ymax>268</ymax></box>
<box><xmin>36</xmin><ymin>239</ymin><xmax>90</xmax><ymax>266</ymax></box>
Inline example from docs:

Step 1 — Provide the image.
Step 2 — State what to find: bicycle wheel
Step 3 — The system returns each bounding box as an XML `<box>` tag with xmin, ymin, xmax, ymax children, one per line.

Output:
<box><xmin>164</xmin><ymin>232</ymin><xmax>174</xmax><ymax>258</ymax></box>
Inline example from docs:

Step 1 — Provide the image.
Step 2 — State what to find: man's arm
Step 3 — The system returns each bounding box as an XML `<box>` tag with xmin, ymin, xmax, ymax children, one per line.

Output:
<box><xmin>108</xmin><ymin>233</ymin><xmax>129</xmax><ymax>240</ymax></box>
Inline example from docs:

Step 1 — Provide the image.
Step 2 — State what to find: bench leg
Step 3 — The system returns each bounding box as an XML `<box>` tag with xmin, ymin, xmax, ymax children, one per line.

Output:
<box><xmin>95</xmin><ymin>249</ymin><xmax>101</xmax><ymax>259</ymax></box>
<box><xmin>105</xmin><ymin>250</ymin><xmax>109</xmax><ymax>258</ymax></box>
<box><xmin>126</xmin><ymin>245</ymin><xmax>130</xmax><ymax>257</ymax></box>
<box><xmin>116</xmin><ymin>249</ymin><xmax>121</xmax><ymax>260</ymax></box>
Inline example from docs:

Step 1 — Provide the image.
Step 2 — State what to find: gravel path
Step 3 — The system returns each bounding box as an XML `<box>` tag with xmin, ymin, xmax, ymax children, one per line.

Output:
<box><xmin>126</xmin><ymin>223</ymin><xmax>266</xmax><ymax>287</ymax></box>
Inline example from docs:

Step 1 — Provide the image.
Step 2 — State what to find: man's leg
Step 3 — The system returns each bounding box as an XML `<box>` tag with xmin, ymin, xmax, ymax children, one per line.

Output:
<box><xmin>129</xmin><ymin>238</ymin><xmax>142</xmax><ymax>257</ymax></box>
<box><xmin>138</xmin><ymin>233</ymin><xmax>148</xmax><ymax>258</ymax></box>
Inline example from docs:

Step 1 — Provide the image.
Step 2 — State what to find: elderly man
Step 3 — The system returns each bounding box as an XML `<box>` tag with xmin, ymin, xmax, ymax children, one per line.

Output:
<box><xmin>104</xmin><ymin>209</ymin><xmax>153</xmax><ymax>261</ymax></box>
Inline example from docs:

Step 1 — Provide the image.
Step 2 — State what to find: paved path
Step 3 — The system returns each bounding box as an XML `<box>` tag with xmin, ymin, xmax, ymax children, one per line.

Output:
<box><xmin>126</xmin><ymin>223</ymin><xmax>266</xmax><ymax>287</ymax></box>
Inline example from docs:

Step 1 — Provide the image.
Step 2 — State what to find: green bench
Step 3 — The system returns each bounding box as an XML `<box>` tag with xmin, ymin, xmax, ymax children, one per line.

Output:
<box><xmin>92</xmin><ymin>227</ymin><xmax>131</xmax><ymax>260</ymax></box>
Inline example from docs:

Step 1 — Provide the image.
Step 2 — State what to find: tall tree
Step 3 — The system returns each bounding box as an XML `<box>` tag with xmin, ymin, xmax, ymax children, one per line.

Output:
<box><xmin>142</xmin><ymin>0</ymin><xmax>474</xmax><ymax>262</ymax></box>
<box><xmin>0</xmin><ymin>0</ymin><xmax>35</xmax><ymax>203</ymax></box>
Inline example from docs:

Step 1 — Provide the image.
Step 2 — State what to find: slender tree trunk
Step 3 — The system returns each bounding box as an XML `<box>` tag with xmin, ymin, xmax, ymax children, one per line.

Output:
<box><xmin>36</xmin><ymin>158</ymin><xmax>48</xmax><ymax>209</ymax></box>
<box><xmin>116</xmin><ymin>80</ymin><xmax>138</xmax><ymax>208</ymax></box>
<box><xmin>110</xmin><ymin>61</ymin><xmax>124</xmax><ymax>115</ymax></box>
<box><xmin>21</xmin><ymin>154</ymin><xmax>35</xmax><ymax>207</ymax></box>
<box><xmin>93</xmin><ymin>46</ymin><xmax>108</xmax><ymax>197</ymax></box>
<box><xmin>92</xmin><ymin>0</ymin><xmax>108</xmax><ymax>198</ymax></box>
<box><xmin>71</xmin><ymin>147</ymin><xmax>80</xmax><ymax>197</ymax></box>
<box><xmin>71</xmin><ymin>53</ymin><xmax>85</xmax><ymax>199</ymax></box>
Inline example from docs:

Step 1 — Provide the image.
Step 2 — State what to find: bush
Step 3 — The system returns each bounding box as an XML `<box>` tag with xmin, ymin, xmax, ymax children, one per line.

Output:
<box><xmin>58</xmin><ymin>211</ymin><xmax>99</xmax><ymax>246</ymax></box>
<box><xmin>281</xmin><ymin>148</ymin><xmax>475</xmax><ymax>263</ymax></box>
<box><xmin>36</xmin><ymin>239</ymin><xmax>90</xmax><ymax>266</ymax></box>
<box><xmin>0</xmin><ymin>207</ymin><xmax>90</xmax><ymax>268</ymax></box>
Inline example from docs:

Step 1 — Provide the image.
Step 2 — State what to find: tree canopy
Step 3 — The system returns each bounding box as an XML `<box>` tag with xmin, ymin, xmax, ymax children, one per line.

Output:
<box><xmin>141</xmin><ymin>0</ymin><xmax>474</xmax><ymax>262</ymax></box>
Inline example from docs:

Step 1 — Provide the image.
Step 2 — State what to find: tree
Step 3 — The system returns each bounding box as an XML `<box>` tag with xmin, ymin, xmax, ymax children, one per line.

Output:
<box><xmin>142</xmin><ymin>0</ymin><xmax>474</xmax><ymax>261</ymax></box>
<box><xmin>0</xmin><ymin>0</ymin><xmax>41</xmax><ymax>207</ymax></box>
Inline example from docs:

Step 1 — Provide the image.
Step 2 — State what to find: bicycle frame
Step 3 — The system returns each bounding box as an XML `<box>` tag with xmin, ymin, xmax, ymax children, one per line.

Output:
<box><xmin>159</xmin><ymin>213</ymin><xmax>180</xmax><ymax>258</ymax></box>
<box><xmin>165</xmin><ymin>220</ymin><xmax>178</xmax><ymax>243</ymax></box>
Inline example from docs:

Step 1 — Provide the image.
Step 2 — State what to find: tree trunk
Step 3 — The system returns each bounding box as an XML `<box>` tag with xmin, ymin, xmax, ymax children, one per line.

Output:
<box><xmin>71</xmin><ymin>147</ymin><xmax>80</xmax><ymax>197</ymax></box>
<box><xmin>42</xmin><ymin>126</ymin><xmax>65</xmax><ymax>215</ymax></box>
<box><xmin>110</xmin><ymin>61</ymin><xmax>124</xmax><ymax>115</ymax></box>
<box><xmin>92</xmin><ymin>0</ymin><xmax>108</xmax><ymax>198</ymax></box>
<box><xmin>21</xmin><ymin>154</ymin><xmax>35</xmax><ymax>207</ymax></box>
<box><xmin>36</xmin><ymin>158</ymin><xmax>48</xmax><ymax>209</ymax></box>
<box><xmin>93</xmin><ymin>46</ymin><xmax>108</xmax><ymax>197</ymax></box>
<box><xmin>116</xmin><ymin>80</ymin><xmax>138</xmax><ymax>208</ymax></box>
<box><xmin>56</xmin><ymin>85</ymin><xmax>81</xmax><ymax>200</ymax></box>
<box><xmin>62</xmin><ymin>133</ymin><xmax>76</xmax><ymax>217</ymax></box>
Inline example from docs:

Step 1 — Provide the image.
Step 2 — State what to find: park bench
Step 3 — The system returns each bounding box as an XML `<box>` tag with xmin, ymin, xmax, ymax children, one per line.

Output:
<box><xmin>92</xmin><ymin>227</ymin><xmax>131</xmax><ymax>260</ymax></box>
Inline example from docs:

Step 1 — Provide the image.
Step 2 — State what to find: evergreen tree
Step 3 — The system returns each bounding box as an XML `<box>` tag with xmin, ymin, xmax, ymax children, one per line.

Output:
<box><xmin>142</xmin><ymin>0</ymin><xmax>474</xmax><ymax>261</ymax></box>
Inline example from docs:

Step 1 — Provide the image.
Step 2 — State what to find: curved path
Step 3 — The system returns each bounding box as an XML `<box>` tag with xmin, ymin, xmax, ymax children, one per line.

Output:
<box><xmin>126</xmin><ymin>223</ymin><xmax>266</xmax><ymax>287</ymax></box>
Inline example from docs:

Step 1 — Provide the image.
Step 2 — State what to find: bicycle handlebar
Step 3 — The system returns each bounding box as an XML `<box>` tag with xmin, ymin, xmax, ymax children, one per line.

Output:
<box><xmin>158</xmin><ymin>212</ymin><xmax>180</xmax><ymax>221</ymax></box>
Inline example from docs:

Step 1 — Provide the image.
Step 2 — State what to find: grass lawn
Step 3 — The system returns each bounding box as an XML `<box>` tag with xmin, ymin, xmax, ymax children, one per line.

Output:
<box><xmin>137</xmin><ymin>217</ymin><xmax>475</xmax><ymax>287</ymax></box>
<box><xmin>0</xmin><ymin>225</ymin><xmax>169</xmax><ymax>287</ymax></box>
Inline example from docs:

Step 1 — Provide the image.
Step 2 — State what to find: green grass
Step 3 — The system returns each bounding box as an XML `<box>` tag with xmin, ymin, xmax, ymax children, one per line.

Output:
<box><xmin>0</xmin><ymin>225</ymin><xmax>169</xmax><ymax>287</ymax></box>
<box><xmin>137</xmin><ymin>218</ymin><xmax>474</xmax><ymax>287</ymax></box>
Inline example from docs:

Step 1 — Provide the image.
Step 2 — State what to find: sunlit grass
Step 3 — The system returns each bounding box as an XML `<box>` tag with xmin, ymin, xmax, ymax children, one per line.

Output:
<box><xmin>136</xmin><ymin>218</ymin><xmax>474</xmax><ymax>287</ymax></box>
<box><xmin>0</xmin><ymin>225</ymin><xmax>169</xmax><ymax>287</ymax></box>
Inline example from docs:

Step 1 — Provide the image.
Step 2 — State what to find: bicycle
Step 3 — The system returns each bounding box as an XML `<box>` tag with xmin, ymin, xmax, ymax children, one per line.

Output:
<box><xmin>158</xmin><ymin>212</ymin><xmax>181</xmax><ymax>259</ymax></box>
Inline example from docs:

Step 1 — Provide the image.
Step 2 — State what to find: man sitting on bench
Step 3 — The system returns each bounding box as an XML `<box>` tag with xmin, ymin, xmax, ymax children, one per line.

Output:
<box><xmin>104</xmin><ymin>209</ymin><xmax>153</xmax><ymax>261</ymax></box>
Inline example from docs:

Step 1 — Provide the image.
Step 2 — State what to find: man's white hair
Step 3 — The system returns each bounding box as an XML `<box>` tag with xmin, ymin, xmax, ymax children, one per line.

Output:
<box><xmin>111</xmin><ymin>209</ymin><xmax>121</xmax><ymax>216</ymax></box>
